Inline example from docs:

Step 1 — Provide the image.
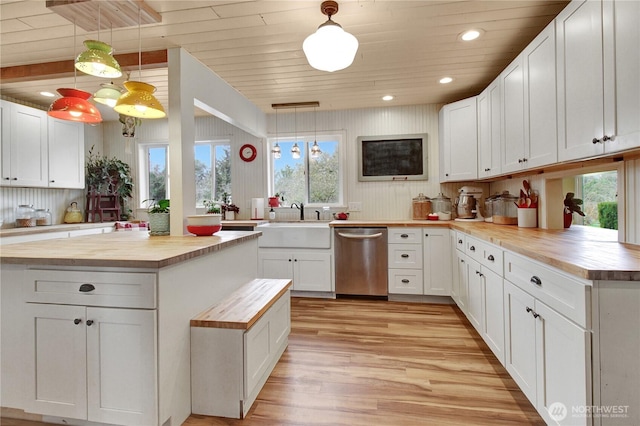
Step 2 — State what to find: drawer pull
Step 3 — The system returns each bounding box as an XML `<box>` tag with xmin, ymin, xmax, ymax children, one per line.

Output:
<box><xmin>469</xmin><ymin>246</ymin><xmax>475</xmax><ymax>252</ymax></box>
<box><xmin>533</xmin><ymin>312</ymin><xmax>540</xmax><ymax>319</ymax></box>
<box><xmin>74</xmin><ymin>318</ymin><xmax>82</xmax><ymax>325</ymax></box>
<box><xmin>79</xmin><ymin>283</ymin><xmax>95</xmax><ymax>292</ymax></box>
<box><xmin>526</xmin><ymin>307</ymin><xmax>532</xmax><ymax>313</ymax></box>
<box><xmin>530</xmin><ymin>276</ymin><xmax>542</xmax><ymax>286</ymax></box>
<box><xmin>401</xmin><ymin>279</ymin><xmax>410</xmax><ymax>284</ymax></box>
<box><xmin>401</xmin><ymin>254</ymin><xmax>410</xmax><ymax>258</ymax></box>
<box><xmin>400</xmin><ymin>234</ymin><xmax>409</xmax><ymax>238</ymax></box>
<box><xmin>86</xmin><ymin>320</ymin><xmax>94</xmax><ymax>326</ymax></box>
<box><xmin>487</xmin><ymin>255</ymin><xmax>495</xmax><ymax>261</ymax></box>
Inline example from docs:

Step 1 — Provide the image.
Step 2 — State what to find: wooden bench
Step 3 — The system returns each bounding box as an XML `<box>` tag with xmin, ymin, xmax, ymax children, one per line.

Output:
<box><xmin>190</xmin><ymin>278</ymin><xmax>292</xmax><ymax>419</ymax></box>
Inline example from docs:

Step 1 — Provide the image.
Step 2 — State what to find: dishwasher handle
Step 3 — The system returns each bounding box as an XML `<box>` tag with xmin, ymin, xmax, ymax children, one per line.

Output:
<box><xmin>338</xmin><ymin>232</ymin><xmax>384</xmax><ymax>240</ymax></box>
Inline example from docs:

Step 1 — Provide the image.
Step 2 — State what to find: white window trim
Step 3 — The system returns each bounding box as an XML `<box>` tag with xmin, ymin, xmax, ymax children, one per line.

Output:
<box><xmin>137</xmin><ymin>141</ymin><xmax>169</xmax><ymax>208</ymax></box>
<box><xmin>267</xmin><ymin>130</ymin><xmax>346</xmax><ymax>207</ymax></box>
<box><xmin>195</xmin><ymin>139</ymin><xmax>231</xmax><ymax>207</ymax></box>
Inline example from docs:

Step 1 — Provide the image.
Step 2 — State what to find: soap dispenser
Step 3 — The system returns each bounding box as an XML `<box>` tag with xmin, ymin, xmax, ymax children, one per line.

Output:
<box><xmin>269</xmin><ymin>208</ymin><xmax>276</xmax><ymax>220</ymax></box>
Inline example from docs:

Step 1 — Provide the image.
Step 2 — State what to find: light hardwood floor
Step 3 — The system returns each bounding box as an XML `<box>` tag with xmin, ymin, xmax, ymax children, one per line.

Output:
<box><xmin>2</xmin><ymin>297</ymin><xmax>543</xmax><ymax>426</ymax></box>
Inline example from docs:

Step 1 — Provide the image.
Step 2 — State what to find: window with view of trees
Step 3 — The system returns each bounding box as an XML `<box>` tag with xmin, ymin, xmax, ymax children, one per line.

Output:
<box><xmin>269</xmin><ymin>135</ymin><xmax>343</xmax><ymax>206</ymax></box>
<box><xmin>138</xmin><ymin>144</ymin><xmax>169</xmax><ymax>207</ymax></box>
<box><xmin>575</xmin><ymin>170</ymin><xmax>618</xmax><ymax>229</ymax></box>
<box><xmin>195</xmin><ymin>141</ymin><xmax>231</xmax><ymax>206</ymax></box>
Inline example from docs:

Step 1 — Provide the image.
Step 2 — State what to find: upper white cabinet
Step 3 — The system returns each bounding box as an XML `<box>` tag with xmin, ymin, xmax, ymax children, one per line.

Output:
<box><xmin>439</xmin><ymin>97</ymin><xmax>478</xmax><ymax>182</ymax></box>
<box><xmin>557</xmin><ymin>0</ymin><xmax>640</xmax><ymax>161</ymax></box>
<box><xmin>478</xmin><ymin>79</ymin><xmax>502</xmax><ymax>178</ymax></box>
<box><xmin>0</xmin><ymin>101</ymin><xmax>84</xmax><ymax>189</ymax></box>
<box><xmin>48</xmin><ymin>117</ymin><xmax>85</xmax><ymax>189</ymax></box>
<box><xmin>501</xmin><ymin>23</ymin><xmax>557</xmax><ymax>174</ymax></box>
<box><xmin>1</xmin><ymin>102</ymin><xmax>48</xmax><ymax>187</ymax></box>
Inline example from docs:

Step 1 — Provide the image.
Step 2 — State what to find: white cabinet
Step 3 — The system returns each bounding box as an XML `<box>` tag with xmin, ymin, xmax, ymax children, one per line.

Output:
<box><xmin>423</xmin><ymin>228</ymin><xmax>452</xmax><ymax>296</ymax></box>
<box><xmin>478</xmin><ymin>79</ymin><xmax>502</xmax><ymax>178</ymax></box>
<box><xmin>388</xmin><ymin>228</ymin><xmax>423</xmax><ymax>295</ymax></box>
<box><xmin>439</xmin><ymin>97</ymin><xmax>478</xmax><ymax>182</ymax></box>
<box><xmin>557</xmin><ymin>0</ymin><xmax>640</xmax><ymax>161</ymax></box>
<box><xmin>503</xmin><ymin>251</ymin><xmax>591</xmax><ymax>425</ymax></box>
<box><xmin>453</xmin><ymin>251</ymin><xmax>469</xmax><ymax>313</ymax></box>
<box><xmin>501</xmin><ymin>22</ymin><xmax>557</xmax><ymax>174</ymax></box>
<box><xmin>258</xmin><ymin>249</ymin><xmax>331</xmax><ymax>292</ymax></box>
<box><xmin>480</xmin><ymin>267</ymin><xmax>505</xmax><ymax>365</ymax></box>
<box><xmin>466</xmin><ymin>257</ymin><xmax>483</xmax><ymax>331</ymax></box>
<box><xmin>1</xmin><ymin>102</ymin><xmax>48</xmax><ymax>187</ymax></box>
<box><xmin>48</xmin><ymin>117</ymin><xmax>84</xmax><ymax>188</ymax></box>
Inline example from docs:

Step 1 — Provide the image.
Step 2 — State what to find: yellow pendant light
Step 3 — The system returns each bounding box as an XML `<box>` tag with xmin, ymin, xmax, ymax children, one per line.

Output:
<box><xmin>114</xmin><ymin>81</ymin><xmax>166</xmax><ymax>119</ymax></box>
<box><xmin>114</xmin><ymin>5</ymin><xmax>166</xmax><ymax>119</ymax></box>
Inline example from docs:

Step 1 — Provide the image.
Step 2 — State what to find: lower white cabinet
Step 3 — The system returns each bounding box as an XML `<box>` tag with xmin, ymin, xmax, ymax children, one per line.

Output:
<box><xmin>25</xmin><ymin>303</ymin><xmax>157</xmax><ymax>425</ymax></box>
<box><xmin>481</xmin><ymin>267</ymin><xmax>505</xmax><ymax>365</ymax></box>
<box><xmin>453</xmin><ymin>251</ymin><xmax>469</xmax><ymax>313</ymax></box>
<box><xmin>258</xmin><ymin>249</ymin><xmax>331</xmax><ymax>292</ymax></box>
<box><xmin>423</xmin><ymin>228</ymin><xmax>452</xmax><ymax>296</ymax></box>
<box><xmin>466</xmin><ymin>258</ymin><xmax>483</xmax><ymax>331</ymax></box>
<box><xmin>504</xmin><ymin>280</ymin><xmax>590</xmax><ymax>425</ymax></box>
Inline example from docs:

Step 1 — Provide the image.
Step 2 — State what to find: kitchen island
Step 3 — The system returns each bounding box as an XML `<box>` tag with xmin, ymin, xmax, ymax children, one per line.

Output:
<box><xmin>0</xmin><ymin>230</ymin><xmax>261</xmax><ymax>426</ymax></box>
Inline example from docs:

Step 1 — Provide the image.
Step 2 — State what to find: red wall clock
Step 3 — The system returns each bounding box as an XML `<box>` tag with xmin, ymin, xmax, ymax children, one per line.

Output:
<box><xmin>239</xmin><ymin>144</ymin><xmax>257</xmax><ymax>162</ymax></box>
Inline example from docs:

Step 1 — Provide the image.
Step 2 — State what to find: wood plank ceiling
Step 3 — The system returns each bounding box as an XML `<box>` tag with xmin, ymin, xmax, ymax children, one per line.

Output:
<box><xmin>0</xmin><ymin>0</ymin><xmax>570</xmax><ymax>119</ymax></box>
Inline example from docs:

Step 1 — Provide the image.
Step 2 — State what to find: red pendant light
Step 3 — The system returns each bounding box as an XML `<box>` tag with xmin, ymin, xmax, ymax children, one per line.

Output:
<box><xmin>48</xmin><ymin>88</ymin><xmax>102</xmax><ymax>124</ymax></box>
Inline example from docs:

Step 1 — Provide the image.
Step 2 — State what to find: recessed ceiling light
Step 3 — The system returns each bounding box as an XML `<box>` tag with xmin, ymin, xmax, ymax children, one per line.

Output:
<box><xmin>460</xmin><ymin>29</ymin><xmax>483</xmax><ymax>41</ymax></box>
<box><xmin>40</xmin><ymin>91</ymin><xmax>55</xmax><ymax>97</ymax></box>
<box><xmin>382</xmin><ymin>95</ymin><xmax>394</xmax><ymax>101</ymax></box>
<box><xmin>439</xmin><ymin>77</ymin><xmax>453</xmax><ymax>84</ymax></box>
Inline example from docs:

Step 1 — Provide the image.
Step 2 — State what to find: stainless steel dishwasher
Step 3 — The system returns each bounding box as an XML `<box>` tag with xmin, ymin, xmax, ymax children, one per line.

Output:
<box><xmin>334</xmin><ymin>227</ymin><xmax>388</xmax><ymax>297</ymax></box>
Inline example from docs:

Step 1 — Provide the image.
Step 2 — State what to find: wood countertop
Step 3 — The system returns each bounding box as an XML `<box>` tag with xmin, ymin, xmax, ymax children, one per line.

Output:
<box><xmin>330</xmin><ymin>220</ymin><xmax>640</xmax><ymax>281</ymax></box>
<box><xmin>0</xmin><ymin>222</ymin><xmax>115</xmax><ymax>237</ymax></box>
<box><xmin>0</xmin><ymin>230</ymin><xmax>261</xmax><ymax>269</ymax></box>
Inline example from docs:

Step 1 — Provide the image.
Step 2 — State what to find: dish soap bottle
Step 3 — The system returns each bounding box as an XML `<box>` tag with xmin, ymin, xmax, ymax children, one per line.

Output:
<box><xmin>269</xmin><ymin>208</ymin><xmax>276</xmax><ymax>220</ymax></box>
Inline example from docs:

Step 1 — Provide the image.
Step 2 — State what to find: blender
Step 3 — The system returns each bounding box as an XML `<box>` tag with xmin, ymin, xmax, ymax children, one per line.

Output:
<box><xmin>454</xmin><ymin>186</ymin><xmax>484</xmax><ymax>221</ymax></box>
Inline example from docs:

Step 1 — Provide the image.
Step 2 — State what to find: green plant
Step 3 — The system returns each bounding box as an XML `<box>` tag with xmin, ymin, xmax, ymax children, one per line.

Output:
<box><xmin>598</xmin><ymin>202</ymin><xmax>618</xmax><ymax>229</ymax></box>
<box><xmin>86</xmin><ymin>146</ymin><xmax>134</xmax><ymax>220</ymax></box>
<box><xmin>144</xmin><ymin>199</ymin><xmax>170</xmax><ymax>213</ymax></box>
<box><xmin>564</xmin><ymin>192</ymin><xmax>585</xmax><ymax>216</ymax></box>
<box><xmin>203</xmin><ymin>200</ymin><xmax>221</xmax><ymax>214</ymax></box>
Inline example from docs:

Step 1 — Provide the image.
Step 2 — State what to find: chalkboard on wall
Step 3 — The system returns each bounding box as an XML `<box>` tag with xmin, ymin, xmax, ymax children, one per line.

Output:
<box><xmin>357</xmin><ymin>134</ymin><xmax>428</xmax><ymax>181</ymax></box>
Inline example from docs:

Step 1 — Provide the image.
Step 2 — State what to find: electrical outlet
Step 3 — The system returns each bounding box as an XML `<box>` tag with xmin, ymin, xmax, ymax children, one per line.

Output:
<box><xmin>348</xmin><ymin>202</ymin><xmax>362</xmax><ymax>212</ymax></box>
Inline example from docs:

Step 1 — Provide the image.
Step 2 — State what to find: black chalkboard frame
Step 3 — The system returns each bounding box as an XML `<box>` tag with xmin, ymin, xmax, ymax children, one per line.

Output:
<box><xmin>356</xmin><ymin>133</ymin><xmax>428</xmax><ymax>181</ymax></box>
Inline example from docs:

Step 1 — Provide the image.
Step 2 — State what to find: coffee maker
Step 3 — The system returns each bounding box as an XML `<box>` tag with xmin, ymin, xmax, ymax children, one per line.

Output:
<box><xmin>455</xmin><ymin>186</ymin><xmax>484</xmax><ymax>221</ymax></box>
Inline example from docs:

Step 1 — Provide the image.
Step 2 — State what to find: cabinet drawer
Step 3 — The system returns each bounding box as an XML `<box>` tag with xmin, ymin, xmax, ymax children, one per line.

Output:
<box><xmin>388</xmin><ymin>269</ymin><xmax>424</xmax><ymax>295</ymax></box>
<box><xmin>388</xmin><ymin>244</ymin><xmax>423</xmax><ymax>269</ymax></box>
<box><xmin>25</xmin><ymin>269</ymin><xmax>156</xmax><ymax>309</ymax></box>
<box><xmin>455</xmin><ymin>231</ymin><xmax>466</xmax><ymax>251</ymax></box>
<box><xmin>504</xmin><ymin>252</ymin><xmax>590</xmax><ymax>328</ymax></box>
<box><xmin>465</xmin><ymin>236</ymin><xmax>485</xmax><ymax>263</ymax></box>
<box><xmin>388</xmin><ymin>228</ymin><xmax>422</xmax><ymax>244</ymax></box>
<box><xmin>481</xmin><ymin>242</ymin><xmax>504</xmax><ymax>276</ymax></box>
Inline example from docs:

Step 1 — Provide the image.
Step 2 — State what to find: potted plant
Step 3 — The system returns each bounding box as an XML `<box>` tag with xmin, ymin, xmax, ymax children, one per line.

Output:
<box><xmin>145</xmin><ymin>199</ymin><xmax>170</xmax><ymax>235</ymax></box>
<box><xmin>85</xmin><ymin>146</ymin><xmax>134</xmax><ymax>221</ymax></box>
<box><xmin>268</xmin><ymin>192</ymin><xmax>284</xmax><ymax>208</ymax></box>
<box><xmin>563</xmin><ymin>192</ymin><xmax>585</xmax><ymax>228</ymax></box>
<box><xmin>219</xmin><ymin>192</ymin><xmax>239</xmax><ymax>220</ymax></box>
<box><xmin>203</xmin><ymin>200</ymin><xmax>221</xmax><ymax>214</ymax></box>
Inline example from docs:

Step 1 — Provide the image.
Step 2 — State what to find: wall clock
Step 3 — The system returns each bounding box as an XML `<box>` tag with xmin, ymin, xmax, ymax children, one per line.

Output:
<box><xmin>239</xmin><ymin>144</ymin><xmax>257</xmax><ymax>162</ymax></box>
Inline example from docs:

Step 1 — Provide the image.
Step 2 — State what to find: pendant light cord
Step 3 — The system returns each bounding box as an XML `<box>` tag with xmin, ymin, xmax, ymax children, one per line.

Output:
<box><xmin>73</xmin><ymin>20</ymin><xmax>77</xmax><ymax>88</ymax></box>
<box><xmin>138</xmin><ymin>6</ymin><xmax>142</xmax><ymax>80</ymax></box>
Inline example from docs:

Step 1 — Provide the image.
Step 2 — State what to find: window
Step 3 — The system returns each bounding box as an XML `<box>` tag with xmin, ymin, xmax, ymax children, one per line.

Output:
<box><xmin>268</xmin><ymin>133</ymin><xmax>343</xmax><ymax>206</ymax></box>
<box><xmin>195</xmin><ymin>140</ymin><xmax>231</xmax><ymax>205</ymax></box>
<box><xmin>138</xmin><ymin>143</ymin><xmax>169</xmax><ymax>207</ymax></box>
<box><xmin>575</xmin><ymin>170</ymin><xmax>618</xmax><ymax>229</ymax></box>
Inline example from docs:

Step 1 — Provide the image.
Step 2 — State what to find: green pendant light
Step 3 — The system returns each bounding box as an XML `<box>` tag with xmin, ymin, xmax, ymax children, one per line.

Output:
<box><xmin>75</xmin><ymin>39</ymin><xmax>122</xmax><ymax>78</ymax></box>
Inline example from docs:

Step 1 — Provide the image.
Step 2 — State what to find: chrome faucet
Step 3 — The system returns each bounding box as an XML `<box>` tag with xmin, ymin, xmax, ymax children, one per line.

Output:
<box><xmin>291</xmin><ymin>203</ymin><xmax>304</xmax><ymax>220</ymax></box>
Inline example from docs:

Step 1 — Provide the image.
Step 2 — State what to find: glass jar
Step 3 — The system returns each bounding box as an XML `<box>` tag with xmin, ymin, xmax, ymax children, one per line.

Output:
<box><xmin>412</xmin><ymin>193</ymin><xmax>431</xmax><ymax>220</ymax></box>
<box><xmin>431</xmin><ymin>193</ymin><xmax>452</xmax><ymax>215</ymax></box>
<box><xmin>16</xmin><ymin>204</ymin><xmax>36</xmax><ymax>227</ymax></box>
<box><xmin>492</xmin><ymin>192</ymin><xmax>519</xmax><ymax>225</ymax></box>
<box><xmin>35</xmin><ymin>209</ymin><xmax>52</xmax><ymax>226</ymax></box>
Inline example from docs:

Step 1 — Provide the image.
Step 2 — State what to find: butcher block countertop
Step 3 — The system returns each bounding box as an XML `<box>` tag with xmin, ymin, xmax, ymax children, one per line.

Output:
<box><xmin>331</xmin><ymin>220</ymin><xmax>640</xmax><ymax>282</ymax></box>
<box><xmin>0</xmin><ymin>230</ymin><xmax>261</xmax><ymax>269</ymax></box>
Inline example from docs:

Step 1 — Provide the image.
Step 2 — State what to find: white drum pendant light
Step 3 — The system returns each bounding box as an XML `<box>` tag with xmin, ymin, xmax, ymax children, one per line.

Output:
<box><xmin>303</xmin><ymin>1</ymin><xmax>358</xmax><ymax>72</ymax></box>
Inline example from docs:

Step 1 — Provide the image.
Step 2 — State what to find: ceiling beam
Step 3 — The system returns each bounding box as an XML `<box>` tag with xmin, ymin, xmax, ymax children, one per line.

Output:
<box><xmin>46</xmin><ymin>0</ymin><xmax>162</xmax><ymax>32</ymax></box>
<box><xmin>0</xmin><ymin>50</ymin><xmax>168</xmax><ymax>83</ymax></box>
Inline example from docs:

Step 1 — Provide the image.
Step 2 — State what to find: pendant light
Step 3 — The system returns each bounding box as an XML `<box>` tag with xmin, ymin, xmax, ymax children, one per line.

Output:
<box><xmin>291</xmin><ymin>109</ymin><xmax>301</xmax><ymax>159</ymax></box>
<box><xmin>93</xmin><ymin>82</ymin><xmax>124</xmax><ymax>107</ymax></box>
<box><xmin>310</xmin><ymin>106</ymin><xmax>322</xmax><ymax>158</ymax></box>
<box><xmin>75</xmin><ymin>5</ymin><xmax>122</xmax><ymax>78</ymax></box>
<box><xmin>303</xmin><ymin>1</ymin><xmax>358</xmax><ymax>72</ymax></box>
<box><xmin>48</xmin><ymin>23</ymin><xmax>102</xmax><ymax>124</ymax></box>
<box><xmin>272</xmin><ymin>109</ymin><xmax>282</xmax><ymax>158</ymax></box>
<box><xmin>114</xmin><ymin>6</ymin><xmax>166</xmax><ymax>119</ymax></box>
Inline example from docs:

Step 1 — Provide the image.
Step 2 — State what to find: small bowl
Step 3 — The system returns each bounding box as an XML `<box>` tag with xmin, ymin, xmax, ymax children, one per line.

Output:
<box><xmin>187</xmin><ymin>224</ymin><xmax>222</xmax><ymax>236</ymax></box>
<box><xmin>187</xmin><ymin>214</ymin><xmax>221</xmax><ymax>227</ymax></box>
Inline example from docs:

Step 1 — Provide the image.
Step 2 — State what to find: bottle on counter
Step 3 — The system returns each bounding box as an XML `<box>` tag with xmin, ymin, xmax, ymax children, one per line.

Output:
<box><xmin>269</xmin><ymin>208</ymin><xmax>276</xmax><ymax>220</ymax></box>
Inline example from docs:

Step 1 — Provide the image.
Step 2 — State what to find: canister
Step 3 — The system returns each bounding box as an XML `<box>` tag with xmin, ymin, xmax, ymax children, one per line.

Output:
<box><xmin>412</xmin><ymin>193</ymin><xmax>431</xmax><ymax>220</ymax></box>
<box><xmin>431</xmin><ymin>193</ymin><xmax>452</xmax><ymax>216</ymax></box>
<box><xmin>16</xmin><ymin>204</ymin><xmax>36</xmax><ymax>227</ymax></box>
<box><xmin>492</xmin><ymin>192</ymin><xmax>519</xmax><ymax>225</ymax></box>
<box><xmin>35</xmin><ymin>209</ymin><xmax>52</xmax><ymax>226</ymax></box>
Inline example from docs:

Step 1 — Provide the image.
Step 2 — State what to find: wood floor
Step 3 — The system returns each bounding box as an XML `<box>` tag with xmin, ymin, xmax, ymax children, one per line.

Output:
<box><xmin>2</xmin><ymin>297</ymin><xmax>544</xmax><ymax>426</ymax></box>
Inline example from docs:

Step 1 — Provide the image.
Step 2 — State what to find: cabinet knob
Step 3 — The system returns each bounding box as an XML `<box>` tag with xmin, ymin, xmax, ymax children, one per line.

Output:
<box><xmin>487</xmin><ymin>254</ymin><xmax>495</xmax><ymax>261</ymax></box>
<box><xmin>522</xmin><ymin>158</ymin><xmax>528</xmax><ymax>162</ymax></box>
<box><xmin>294</xmin><ymin>259</ymin><xmax>298</xmax><ymax>262</ymax></box>
<box><xmin>518</xmin><ymin>159</ymin><xmax>523</xmax><ymax>163</ymax></box>
<box><xmin>79</xmin><ymin>283</ymin><xmax>95</xmax><ymax>292</ymax></box>
<box><xmin>50</xmin><ymin>180</ymin><xmax>55</xmax><ymax>183</ymax></box>
<box><xmin>602</xmin><ymin>135</ymin><xmax>614</xmax><ymax>142</ymax></box>
<box><xmin>469</xmin><ymin>246</ymin><xmax>475</xmax><ymax>252</ymax></box>
<box><xmin>288</xmin><ymin>259</ymin><xmax>292</xmax><ymax>262</ymax></box>
<box><xmin>3</xmin><ymin>177</ymin><xmax>9</xmax><ymax>180</ymax></box>
<box><xmin>526</xmin><ymin>306</ymin><xmax>532</xmax><ymax>313</ymax></box>
<box><xmin>86</xmin><ymin>320</ymin><xmax>94</xmax><ymax>326</ymax></box>
<box><xmin>533</xmin><ymin>312</ymin><xmax>540</xmax><ymax>319</ymax></box>
<box><xmin>484</xmin><ymin>168</ymin><xmax>490</xmax><ymax>172</ymax></box>
<box><xmin>592</xmin><ymin>137</ymin><xmax>602</xmax><ymax>144</ymax></box>
<box><xmin>400</xmin><ymin>234</ymin><xmax>409</xmax><ymax>238</ymax></box>
<box><xmin>401</xmin><ymin>279</ymin><xmax>410</xmax><ymax>284</ymax></box>
<box><xmin>445</xmin><ymin>173</ymin><xmax>449</xmax><ymax>177</ymax></box>
<box><xmin>401</xmin><ymin>254</ymin><xmax>409</xmax><ymax>258</ymax></box>
<box><xmin>12</xmin><ymin>177</ymin><xmax>17</xmax><ymax>180</ymax></box>
<box><xmin>74</xmin><ymin>318</ymin><xmax>82</xmax><ymax>325</ymax></box>
<box><xmin>425</xmin><ymin>234</ymin><xmax>429</xmax><ymax>237</ymax></box>
<box><xmin>458</xmin><ymin>239</ymin><xmax>463</xmax><ymax>244</ymax></box>
<box><xmin>530</xmin><ymin>276</ymin><xmax>542</xmax><ymax>286</ymax></box>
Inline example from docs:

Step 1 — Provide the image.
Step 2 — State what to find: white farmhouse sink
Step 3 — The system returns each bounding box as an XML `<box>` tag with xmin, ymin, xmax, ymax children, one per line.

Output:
<box><xmin>257</xmin><ymin>222</ymin><xmax>331</xmax><ymax>248</ymax></box>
